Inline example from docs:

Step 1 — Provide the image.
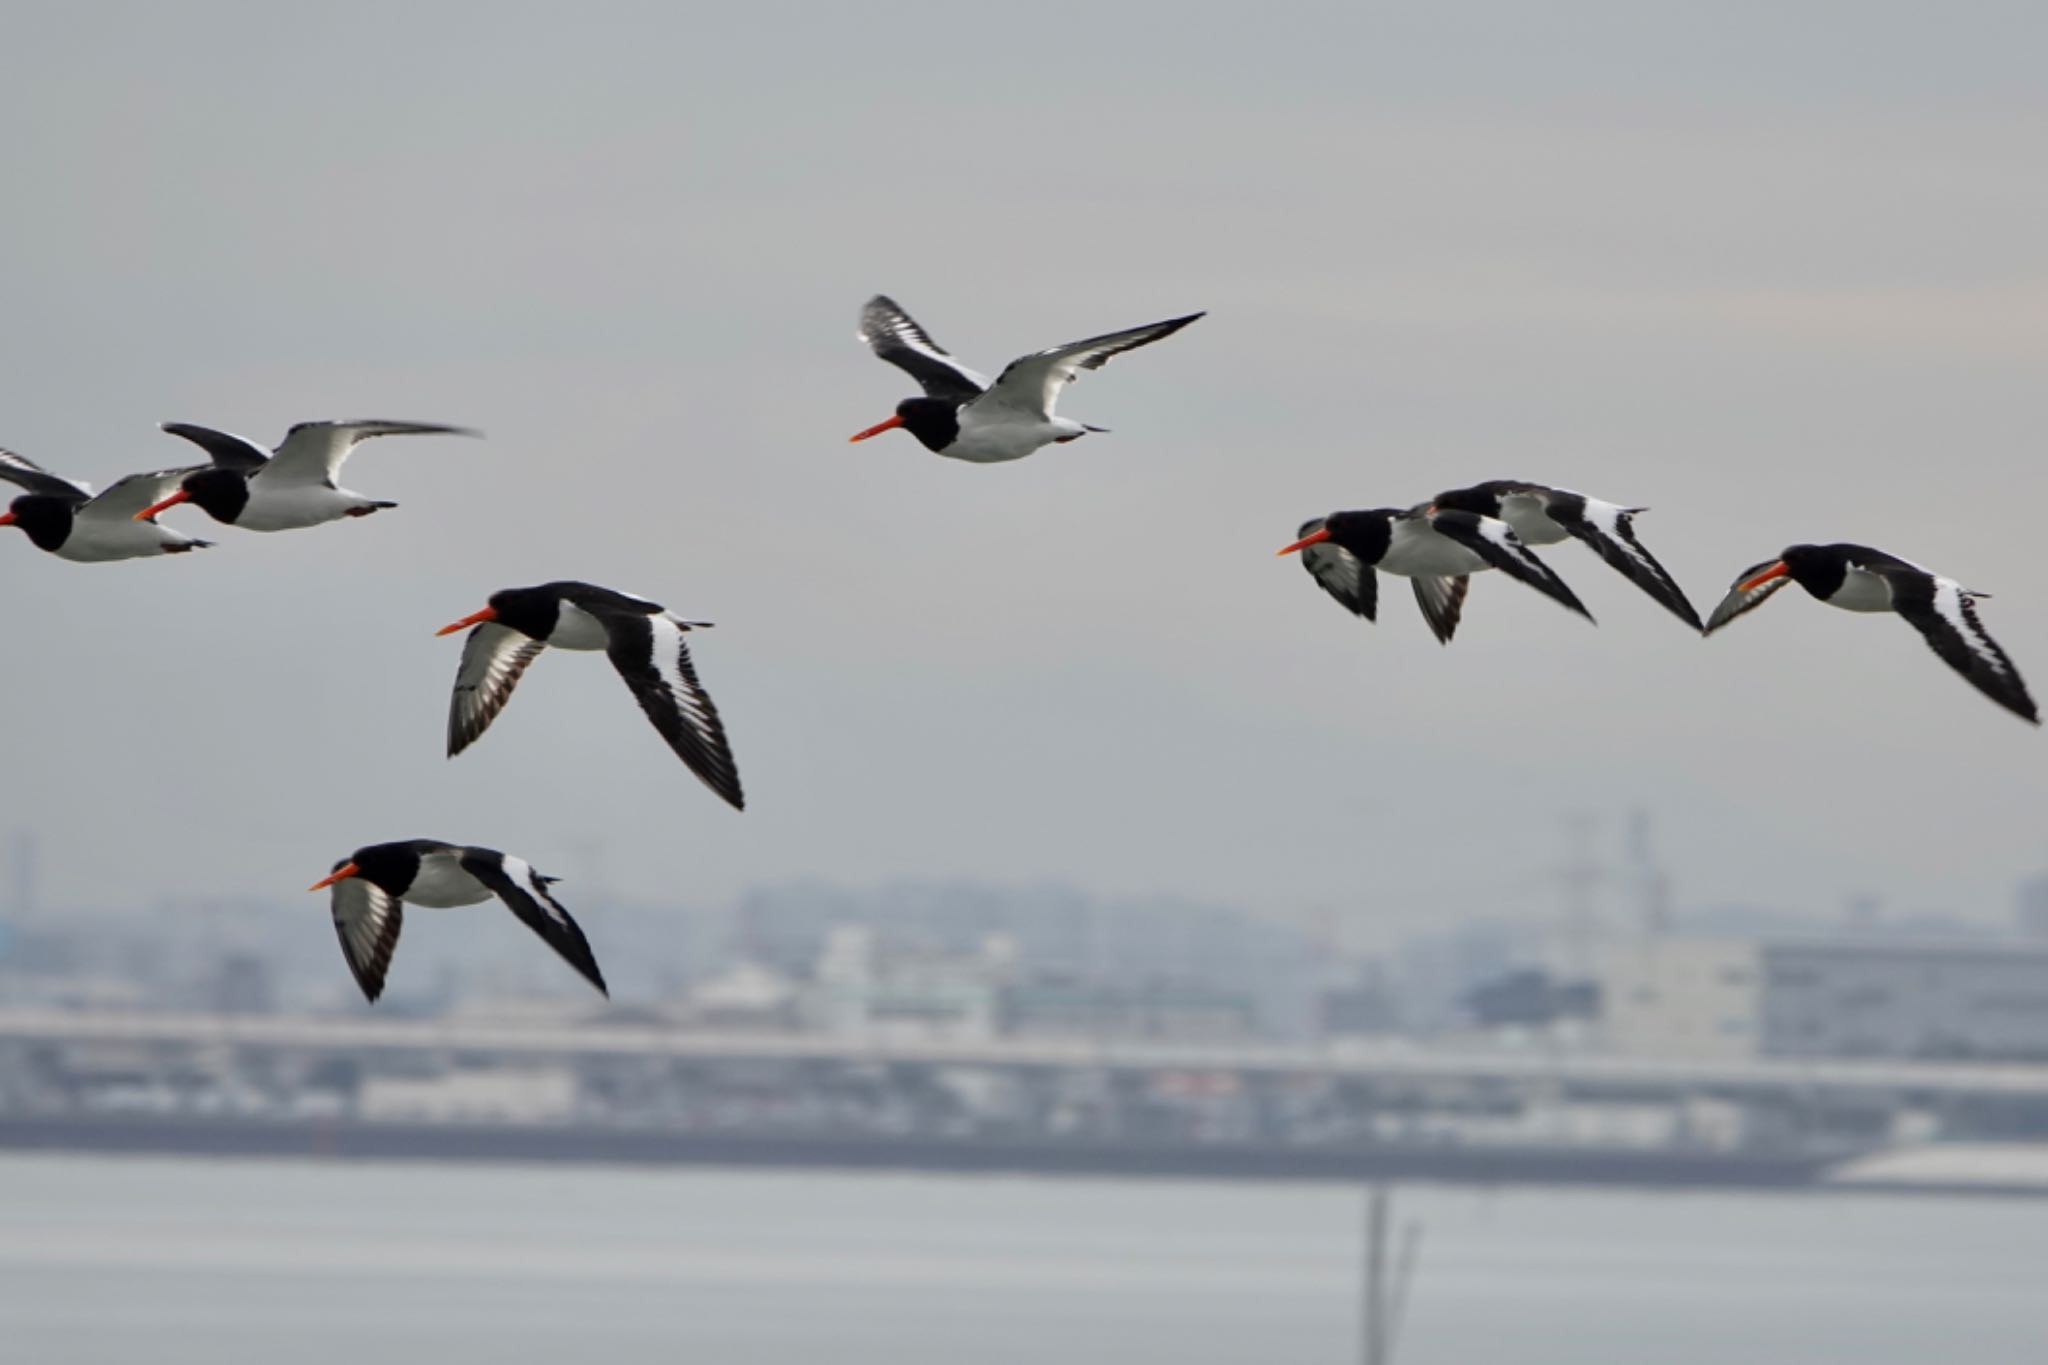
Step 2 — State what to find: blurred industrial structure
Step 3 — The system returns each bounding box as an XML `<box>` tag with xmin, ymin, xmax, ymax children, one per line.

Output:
<box><xmin>6</xmin><ymin>816</ymin><xmax>2048</xmax><ymax>1189</ymax></box>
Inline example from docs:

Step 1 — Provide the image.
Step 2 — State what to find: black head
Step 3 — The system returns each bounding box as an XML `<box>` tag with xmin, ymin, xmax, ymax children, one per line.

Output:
<box><xmin>344</xmin><ymin>842</ymin><xmax>424</xmax><ymax>896</ymax></box>
<box><xmin>0</xmin><ymin>494</ymin><xmax>76</xmax><ymax>552</ymax></box>
<box><xmin>1316</xmin><ymin>509</ymin><xmax>1397</xmax><ymax>563</ymax></box>
<box><xmin>485</xmin><ymin>584</ymin><xmax>566</xmax><ymax>639</ymax></box>
<box><xmin>437</xmin><ymin>583</ymin><xmax>565</xmax><ymax>640</ymax></box>
<box><xmin>177</xmin><ymin>466</ymin><xmax>252</xmax><ymax>524</ymax></box>
<box><xmin>850</xmin><ymin>397</ymin><xmax>961</xmax><ymax>454</ymax></box>
<box><xmin>1776</xmin><ymin>544</ymin><xmax>1846</xmax><ymax>597</ymax></box>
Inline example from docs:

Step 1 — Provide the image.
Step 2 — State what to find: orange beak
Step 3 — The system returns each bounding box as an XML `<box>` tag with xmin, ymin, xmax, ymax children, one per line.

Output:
<box><xmin>0</xmin><ymin>511</ymin><xmax>14</xmax><ymax>527</ymax></box>
<box><xmin>134</xmin><ymin>488</ymin><xmax>190</xmax><ymax>521</ymax></box>
<box><xmin>436</xmin><ymin>606</ymin><xmax>497</xmax><ymax>637</ymax></box>
<box><xmin>848</xmin><ymin>415</ymin><xmax>904</xmax><ymax>442</ymax></box>
<box><xmin>1276</xmin><ymin>527</ymin><xmax>1332</xmax><ymax>557</ymax></box>
<box><xmin>1737</xmin><ymin>561</ymin><xmax>1790</xmax><ymax>593</ymax></box>
<box><xmin>308</xmin><ymin>862</ymin><xmax>360</xmax><ymax>892</ymax></box>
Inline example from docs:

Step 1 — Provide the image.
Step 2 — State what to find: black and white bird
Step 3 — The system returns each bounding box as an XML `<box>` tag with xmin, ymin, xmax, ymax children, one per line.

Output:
<box><xmin>309</xmin><ymin>840</ymin><xmax>606</xmax><ymax>1002</ymax></box>
<box><xmin>133</xmin><ymin>419</ymin><xmax>477</xmax><ymax>531</ymax></box>
<box><xmin>850</xmin><ymin>294</ymin><xmax>1203</xmax><ymax>462</ymax></box>
<box><xmin>1704</xmin><ymin>543</ymin><xmax>2038</xmax><ymax>724</ymax></box>
<box><xmin>1279</xmin><ymin>505</ymin><xmax>1592</xmax><ymax>640</ymax></box>
<box><xmin>0</xmin><ymin>449</ymin><xmax>213</xmax><ymax>561</ymax></box>
<box><xmin>436</xmin><ymin>581</ymin><xmax>745</xmax><ymax>809</ymax></box>
<box><xmin>1428</xmin><ymin>480</ymin><xmax>1702</xmax><ymax>633</ymax></box>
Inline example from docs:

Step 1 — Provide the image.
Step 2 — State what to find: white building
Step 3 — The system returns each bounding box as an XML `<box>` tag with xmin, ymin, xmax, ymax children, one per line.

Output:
<box><xmin>1602</xmin><ymin>937</ymin><xmax>2048</xmax><ymax>1062</ymax></box>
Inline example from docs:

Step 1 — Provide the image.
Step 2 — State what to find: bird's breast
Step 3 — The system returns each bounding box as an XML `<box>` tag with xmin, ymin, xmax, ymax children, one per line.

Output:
<box><xmin>547</xmin><ymin>603</ymin><xmax>612</xmax><ymax>651</ymax></box>
<box><xmin>403</xmin><ymin>856</ymin><xmax>492</xmax><ymax>908</ymax></box>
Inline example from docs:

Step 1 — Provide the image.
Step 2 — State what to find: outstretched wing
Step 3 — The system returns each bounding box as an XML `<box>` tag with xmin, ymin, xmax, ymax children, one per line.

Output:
<box><xmin>160</xmin><ymin>422</ymin><xmax>273</xmax><ymax>472</ymax></box>
<box><xmin>1410</xmin><ymin>576</ymin><xmax>1471</xmax><ymax>644</ymax></box>
<box><xmin>858</xmin><ymin>295</ymin><xmax>989</xmax><ymax>400</ymax></box>
<box><xmin>1883</xmin><ymin>571</ymin><xmax>2040</xmax><ymax>724</ymax></box>
<box><xmin>1295</xmin><ymin>518</ymin><xmax>1377</xmax><ymax>620</ymax></box>
<box><xmin>0</xmin><ymin>449</ymin><xmax>90</xmax><ymax>501</ymax></box>
<box><xmin>974</xmin><ymin>312</ymin><xmax>1204</xmax><ymax>421</ymax></box>
<box><xmin>1703</xmin><ymin>560</ymin><xmax>1796</xmax><ymax>635</ymax></box>
<box><xmin>602</xmin><ymin>613</ymin><xmax>745</xmax><ymax>810</ymax></box>
<box><xmin>1426</xmin><ymin>511</ymin><xmax>1593</xmax><ymax>621</ymax></box>
<box><xmin>330</xmin><ymin>876</ymin><xmax>406</xmax><ymax>1002</ymax></box>
<box><xmin>460</xmin><ymin>851</ymin><xmax>608</xmax><ymax>996</ymax></box>
<box><xmin>81</xmin><ymin>468</ymin><xmax>201</xmax><ymax>523</ymax></box>
<box><xmin>1547</xmin><ymin>497</ymin><xmax>1703</xmax><ymax>630</ymax></box>
<box><xmin>259</xmin><ymin>420</ymin><xmax>478</xmax><ymax>488</ymax></box>
<box><xmin>447</xmin><ymin>623</ymin><xmax>550</xmax><ymax>757</ymax></box>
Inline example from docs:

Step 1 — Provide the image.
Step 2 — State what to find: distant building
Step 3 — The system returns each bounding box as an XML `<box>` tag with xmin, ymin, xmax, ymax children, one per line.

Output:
<box><xmin>1602</xmin><ymin>937</ymin><xmax>2048</xmax><ymax>1062</ymax></box>
<box><xmin>800</xmin><ymin>926</ymin><xmax>1010</xmax><ymax>1038</ymax></box>
<box><xmin>2017</xmin><ymin>870</ymin><xmax>2048</xmax><ymax>939</ymax></box>
<box><xmin>1002</xmin><ymin>979</ymin><xmax>1258</xmax><ymax>1042</ymax></box>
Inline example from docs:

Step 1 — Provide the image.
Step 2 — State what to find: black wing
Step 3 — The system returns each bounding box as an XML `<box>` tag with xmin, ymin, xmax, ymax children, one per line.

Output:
<box><xmin>1409</xmin><ymin>576</ymin><xmax>1471</xmax><ymax>644</ymax></box>
<box><xmin>1546</xmin><ymin>497</ymin><xmax>1703</xmax><ymax>630</ymax></box>
<box><xmin>1882</xmin><ymin>570</ymin><xmax>2040</xmax><ymax>724</ymax></box>
<box><xmin>858</xmin><ymin>295</ymin><xmax>989</xmax><ymax>401</ymax></box>
<box><xmin>159</xmin><ymin>422</ymin><xmax>273</xmax><ymax>472</ymax></box>
<box><xmin>460</xmin><ymin>851</ymin><xmax>608</xmax><ymax>996</ymax></box>
<box><xmin>602</xmin><ymin>612</ymin><xmax>746</xmax><ymax>810</ymax></box>
<box><xmin>1425</xmin><ymin>510</ymin><xmax>1593</xmax><ymax>621</ymax></box>
<box><xmin>447</xmin><ymin>623</ymin><xmax>550</xmax><ymax>757</ymax></box>
<box><xmin>330</xmin><ymin>877</ymin><xmax>406</xmax><ymax>1003</ymax></box>
<box><xmin>0</xmin><ymin>449</ymin><xmax>90</xmax><ymax>501</ymax></box>
<box><xmin>1295</xmin><ymin>518</ymin><xmax>1377</xmax><ymax>620</ymax></box>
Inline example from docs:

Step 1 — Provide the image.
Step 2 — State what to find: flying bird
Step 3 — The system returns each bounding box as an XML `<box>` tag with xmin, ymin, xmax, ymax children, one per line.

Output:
<box><xmin>309</xmin><ymin>840</ymin><xmax>606</xmax><ymax>1002</ymax></box>
<box><xmin>134</xmin><ymin>419</ymin><xmax>478</xmax><ymax>531</ymax></box>
<box><xmin>1704</xmin><ymin>543</ymin><xmax>2037</xmax><ymax>724</ymax></box>
<box><xmin>1426</xmin><ymin>480</ymin><xmax>1702</xmax><ymax>635</ymax></box>
<box><xmin>0</xmin><ymin>449</ymin><xmax>213</xmax><ymax>561</ymax></box>
<box><xmin>850</xmin><ymin>294</ymin><xmax>1203</xmax><ymax>462</ymax></box>
<box><xmin>1279</xmin><ymin>505</ymin><xmax>1592</xmax><ymax>641</ymax></box>
<box><xmin>436</xmin><ymin>581</ymin><xmax>745</xmax><ymax>809</ymax></box>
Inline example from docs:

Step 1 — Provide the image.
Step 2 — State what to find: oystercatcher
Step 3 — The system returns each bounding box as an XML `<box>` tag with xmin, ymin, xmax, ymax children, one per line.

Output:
<box><xmin>436</xmin><ymin>581</ymin><xmax>745</xmax><ymax>809</ymax></box>
<box><xmin>0</xmin><ymin>449</ymin><xmax>213</xmax><ymax>561</ymax></box>
<box><xmin>1705</xmin><ymin>543</ymin><xmax>2038</xmax><ymax>723</ymax></box>
<box><xmin>1429</xmin><ymin>480</ymin><xmax>1701</xmax><ymax>632</ymax></box>
<box><xmin>850</xmin><ymin>295</ymin><xmax>1202</xmax><ymax>462</ymax></box>
<box><xmin>309</xmin><ymin>840</ymin><xmax>606</xmax><ymax>1001</ymax></box>
<box><xmin>1280</xmin><ymin>505</ymin><xmax>1592</xmax><ymax>641</ymax></box>
<box><xmin>134</xmin><ymin>419</ymin><xmax>477</xmax><ymax>531</ymax></box>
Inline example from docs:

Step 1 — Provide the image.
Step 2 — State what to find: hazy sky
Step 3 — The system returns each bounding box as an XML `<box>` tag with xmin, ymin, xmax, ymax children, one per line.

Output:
<box><xmin>2</xmin><ymin>3</ymin><xmax>2045</xmax><ymax>943</ymax></box>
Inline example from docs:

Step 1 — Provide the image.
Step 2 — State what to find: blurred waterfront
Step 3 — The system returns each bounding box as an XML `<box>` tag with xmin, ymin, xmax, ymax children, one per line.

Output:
<box><xmin>3</xmin><ymin>1154</ymin><xmax>2044</xmax><ymax>1365</ymax></box>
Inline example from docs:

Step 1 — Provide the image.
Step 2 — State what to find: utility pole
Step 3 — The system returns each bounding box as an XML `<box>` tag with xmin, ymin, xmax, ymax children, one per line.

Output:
<box><xmin>1361</xmin><ymin>1183</ymin><xmax>1423</xmax><ymax>1365</ymax></box>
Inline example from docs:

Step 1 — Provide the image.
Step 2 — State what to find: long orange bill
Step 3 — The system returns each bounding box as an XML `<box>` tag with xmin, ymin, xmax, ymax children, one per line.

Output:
<box><xmin>435</xmin><ymin>606</ymin><xmax>497</xmax><ymax>636</ymax></box>
<box><xmin>848</xmin><ymin>415</ymin><xmax>904</xmax><ymax>442</ymax></box>
<box><xmin>0</xmin><ymin>511</ymin><xmax>14</xmax><ymax>527</ymax></box>
<box><xmin>134</xmin><ymin>489</ymin><xmax>191</xmax><ymax>522</ymax></box>
<box><xmin>1737</xmin><ymin>561</ymin><xmax>1790</xmax><ymax>593</ymax></box>
<box><xmin>308</xmin><ymin>862</ymin><xmax>361</xmax><ymax>892</ymax></box>
<box><xmin>1276</xmin><ymin>527</ymin><xmax>1333</xmax><ymax>557</ymax></box>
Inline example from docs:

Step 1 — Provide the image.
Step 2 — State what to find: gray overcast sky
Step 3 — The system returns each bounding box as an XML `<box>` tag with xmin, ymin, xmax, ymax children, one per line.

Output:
<box><xmin>2</xmin><ymin>2</ymin><xmax>2044</xmax><ymax>938</ymax></box>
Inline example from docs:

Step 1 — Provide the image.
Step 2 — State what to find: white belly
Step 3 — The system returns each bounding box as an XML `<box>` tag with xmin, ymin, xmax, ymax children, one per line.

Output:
<box><xmin>1827</xmin><ymin>567</ymin><xmax>1895</xmax><ymax>613</ymax></box>
<box><xmin>57</xmin><ymin>520</ymin><xmax>201</xmax><ymax>562</ymax></box>
<box><xmin>547</xmin><ymin>601</ymin><xmax>613</xmax><ymax>650</ymax></box>
<box><xmin>1499</xmin><ymin>494</ymin><xmax>1568</xmax><ymax>546</ymax></box>
<box><xmin>404</xmin><ymin>853</ymin><xmax>492</xmax><ymax>909</ymax></box>
<box><xmin>1381</xmin><ymin>522</ymin><xmax>1487</xmax><ymax>578</ymax></box>
<box><xmin>238</xmin><ymin>483</ymin><xmax>364</xmax><ymax>531</ymax></box>
<box><xmin>947</xmin><ymin>411</ymin><xmax>1074</xmax><ymax>463</ymax></box>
